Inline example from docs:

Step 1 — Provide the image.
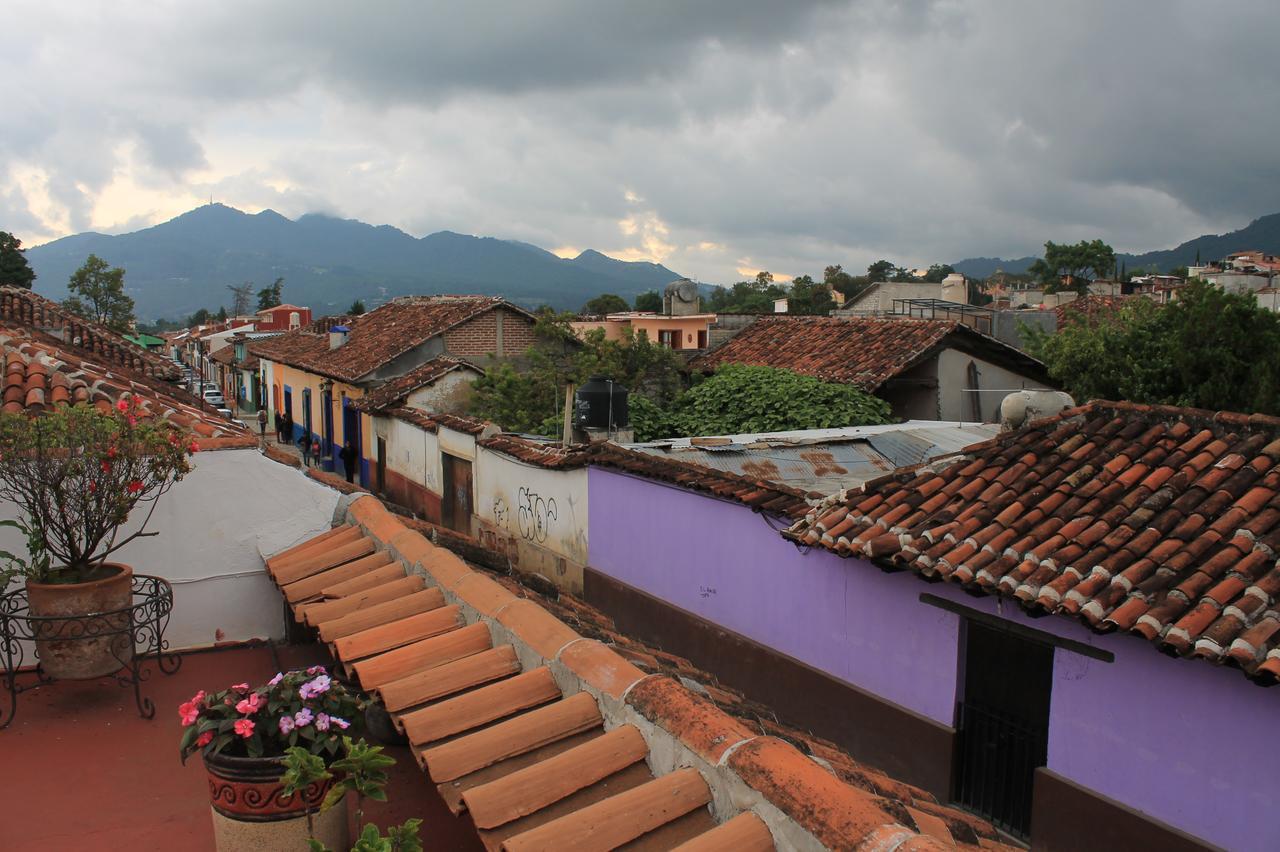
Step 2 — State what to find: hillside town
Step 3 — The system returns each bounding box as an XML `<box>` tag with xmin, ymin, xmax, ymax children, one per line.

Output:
<box><xmin>0</xmin><ymin>228</ymin><xmax>1277</xmax><ymax>852</ymax></box>
<box><xmin>3</xmin><ymin>3</ymin><xmax>1279</xmax><ymax>851</ymax></box>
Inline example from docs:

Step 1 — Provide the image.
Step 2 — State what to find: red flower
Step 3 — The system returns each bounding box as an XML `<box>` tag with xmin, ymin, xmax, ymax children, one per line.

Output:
<box><xmin>188</xmin><ymin>439</ymin><xmax>200</xmax><ymax>454</ymax></box>
<box><xmin>195</xmin><ymin>730</ymin><xmax>214</xmax><ymax>748</ymax></box>
<box><xmin>107</xmin><ymin>446</ymin><xmax>117</xmax><ymax>459</ymax></box>
<box><xmin>100</xmin><ymin>460</ymin><xmax>111</xmax><ymax>473</ymax></box>
<box><xmin>127</xmin><ymin>480</ymin><xmax>143</xmax><ymax>494</ymax></box>
<box><xmin>116</xmin><ymin>399</ymin><xmax>129</xmax><ymax>412</ymax></box>
<box><xmin>233</xmin><ymin>718</ymin><xmax>255</xmax><ymax>738</ymax></box>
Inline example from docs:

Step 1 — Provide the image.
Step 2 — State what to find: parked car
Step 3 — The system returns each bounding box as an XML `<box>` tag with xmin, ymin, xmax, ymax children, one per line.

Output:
<box><xmin>202</xmin><ymin>390</ymin><xmax>225</xmax><ymax>407</ymax></box>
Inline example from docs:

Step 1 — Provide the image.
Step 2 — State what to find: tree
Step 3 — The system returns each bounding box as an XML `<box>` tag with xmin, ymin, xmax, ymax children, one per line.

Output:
<box><xmin>1024</xmin><ymin>280</ymin><xmax>1280</xmax><ymax>414</ymax></box>
<box><xmin>581</xmin><ymin>293</ymin><xmax>629</xmax><ymax>316</ymax></box>
<box><xmin>705</xmin><ymin>279</ymin><xmax>787</xmax><ymax>313</ymax></box>
<box><xmin>633</xmin><ymin>364</ymin><xmax>893</xmax><ymax>441</ymax></box>
<box><xmin>466</xmin><ymin>314</ymin><xmax>684</xmax><ymax>435</ymax></box>
<box><xmin>216</xmin><ymin>306</ymin><xmax>228</xmax><ymax>322</ymax></box>
<box><xmin>347</xmin><ymin>299</ymin><xmax>367</xmax><ymax>315</ymax></box>
<box><xmin>1027</xmin><ymin>239</ymin><xmax>1116</xmax><ymax>293</ymax></box>
<box><xmin>866</xmin><ymin>260</ymin><xmax>896</xmax><ymax>283</ymax></box>
<box><xmin>787</xmin><ymin>275</ymin><xmax>834</xmax><ymax>315</ymax></box>
<box><xmin>0</xmin><ymin>232</ymin><xmax>35</xmax><ymax>289</ymax></box>
<box><xmin>824</xmin><ymin>264</ymin><xmax>872</xmax><ymax>303</ymax></box>
<box><xmin>752</xmin><ymin>270</ymin><xmax>775</xmax><ymax>290</ymax></box>
<box><xmin>922</xmin><ymin>264</ymin><xmax>955</xmax><ymax>283</ymax></box>
<box><xmin>64</xmin><ymin>255</ymin><xmax>135</xmax><ymax>332</ymax></box>
<box><xmin>257</xmin><ymin>277</ymin><xmax>284</xmax><ymax>311</ymax></box>
<box><xmin>633</xmin><ymin>290</ymin><xmax>662</xmax><ymax>312</ymax></box>
<box><xmin>226</xmin><ymin>283</ymin><xmax>254</xmax><ymax>316</ymax></box>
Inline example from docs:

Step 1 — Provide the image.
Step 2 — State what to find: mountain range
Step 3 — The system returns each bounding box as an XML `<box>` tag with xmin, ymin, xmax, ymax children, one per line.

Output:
<box><xmin>24</xmin><ymin>204</ymin><xmax>685</xmax><ymax>320</ymax></box>
<box><xmin>951</xmin><ymin>213</ymin><xmax>1280</xmax><ymax>279</ymax></box>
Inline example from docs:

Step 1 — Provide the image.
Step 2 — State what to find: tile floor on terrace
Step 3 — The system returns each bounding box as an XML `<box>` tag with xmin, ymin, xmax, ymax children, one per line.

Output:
<box><xmin>0</xmin><ymin>642</ymin><xmax>478</xmax><ymax>852</ymax></box>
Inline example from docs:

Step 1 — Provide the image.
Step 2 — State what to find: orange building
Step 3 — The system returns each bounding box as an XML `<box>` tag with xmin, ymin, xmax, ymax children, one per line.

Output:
<box><xmin>572</xmin><ymin>311</ymin><xmax>716</xmax><ymax>350</ymax></box>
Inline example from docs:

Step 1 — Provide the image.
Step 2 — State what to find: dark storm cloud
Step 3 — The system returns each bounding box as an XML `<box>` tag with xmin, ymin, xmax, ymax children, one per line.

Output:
<box><xmin>5</xmin><ymin>0</ymin><xmax>1279</xmax><ymax>280</ymax></box>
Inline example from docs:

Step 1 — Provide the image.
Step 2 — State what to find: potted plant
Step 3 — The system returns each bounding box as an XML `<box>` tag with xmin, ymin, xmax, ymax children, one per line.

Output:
<box><xmin>0</xmin><ymin>397</ymin><xmax>195</xmax><ymax>679</ymax></box>
<box><xmin>179</xmin><ymin>667</ymin><xmax>365</xmax><ymax>851</ymax></box>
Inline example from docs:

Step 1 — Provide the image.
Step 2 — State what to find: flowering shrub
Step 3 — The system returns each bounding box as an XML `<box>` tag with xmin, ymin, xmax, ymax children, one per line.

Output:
<box><xmin>0</xmin><ymin>397</ymin><xmax>195</xmax><ymax>584</ymax></box>
<box><xmin>178</xmin><ymin>667</ymin><xmax>364</xmax><ymax>763</ymax></box>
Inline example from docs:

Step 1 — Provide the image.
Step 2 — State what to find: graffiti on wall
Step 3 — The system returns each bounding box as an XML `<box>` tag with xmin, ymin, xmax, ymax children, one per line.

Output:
<box><xmin>492</xmin><ymin>495</ymin><xmax>510</xmax><ymax>529</ymax></box>
<box><xmin>517</xmin><ymin>486</ymin><xmax>557</xmax><ymax>543</ymax></box>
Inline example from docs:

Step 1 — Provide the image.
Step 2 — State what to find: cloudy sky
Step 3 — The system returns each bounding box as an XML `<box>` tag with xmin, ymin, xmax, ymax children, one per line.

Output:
<box><xmin>3</xmin><ymin>1</ymin><xmax>1277</xmax><ymax>283</ymax></box>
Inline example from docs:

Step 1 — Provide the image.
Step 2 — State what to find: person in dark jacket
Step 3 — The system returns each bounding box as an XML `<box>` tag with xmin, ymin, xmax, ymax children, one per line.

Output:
<box><xmin>273</xmin><ymin>412</ymin><xmax>283</xmax><ymax>443</ymax></box>
<box><xmin>281</xmin><ymin>412</ymin><xmax>293</xmax><ymax>445</ymax></box>
<box><xmin>298</xmin><ymin>433</ymin><xmax>311</xmax><ymax>466</ymax></box>
<box><xmin>338</xmin><ymin>441</ymin><xmax>357</xmax><ymax>482</ymax></box>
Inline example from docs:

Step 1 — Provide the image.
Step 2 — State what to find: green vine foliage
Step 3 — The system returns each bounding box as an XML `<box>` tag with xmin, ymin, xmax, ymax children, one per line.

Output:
<box><xmin>1025</xmin><ymin>281</ymin><xmax>1280</xmax><ymax>414</ymax></box>
<box><xmin>636</xmin><ymin>364</ymin><xmax>893</xmax><ymax>441</ymax></box>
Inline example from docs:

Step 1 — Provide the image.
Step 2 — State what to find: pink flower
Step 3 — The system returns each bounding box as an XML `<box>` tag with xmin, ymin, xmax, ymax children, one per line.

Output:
<box><xmin>298</xmin><ymin>675</ymin><xmax>331</xmax><ymax>700</ymax></box>
<box><xmin>330</xmin><ymin>716</ymin><xmax>350</xmax><ymax>730</ymax></box>
<box><xmin>178</xmin><ymin>701</ymin><xmax>200</xmax><ymax>726</ymax></box>
<box><xmin>116</xmin><ymin>399</ymin><xmax>129</xmax><ymax>412</ymax></box>
<box><xmin>315</xmin><ymin>713</ymin><xmax>330</xmax><ymax>732</ymax></box>
<box><xmin>195</xmin><ymin>730</ymin><xmax>214</xmax><ymax>748</ymax></box>
<box><xmin>306</xmin><ymin>666</ymin><xmax>326</xmax><ymax>675</ymax></box>
<box><xmin>230</xmin><ymin>682</ymin><xmax>249</xmax><ymax>692</ymax></box>
<box><xmin>233</xmin><ymin>718</ymin><xmax>255</xmax><ymax>738</ymax></box>
<box><xmin>268</xmin><ymin>672</ymin><xmax>284</xmax><ymax>686</ymax></box>
<box><xmin>278</xmin><ymin>715</ymin><xmax>295</xmax><ymax>735</ymax></box>
<box><xmin>293</xmin><ymin>708</ymin><xmax>313</xmax><ymax>727</ymax></box>
<box><xmin>235</xmin><ymin>693</ymin><xmax>262</xmax><ymax>715</ymax></box>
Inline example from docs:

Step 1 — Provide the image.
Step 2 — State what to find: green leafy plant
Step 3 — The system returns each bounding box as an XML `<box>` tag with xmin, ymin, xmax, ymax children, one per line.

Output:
<box><xmin>282</xmin><ymin>746</ymin><xmax>331</xmax><ymax>838</ymax></box>
<box><xmin>178</xmin><ymin>667</ymin><xmax>364</xmax><ymax>763</ymax></box>
<box><xmin>636</xmin><ymin>364</ymin><xmax>893</xmax><ymax>441</ymax></box>
<box><xmin>0</xmin><ymin>398</ymin><xmax>195</xmax><ymax>583</ymax></box>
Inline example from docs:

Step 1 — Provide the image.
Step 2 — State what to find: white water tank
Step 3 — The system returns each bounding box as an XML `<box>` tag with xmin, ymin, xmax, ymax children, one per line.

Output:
<box><xmin>1000</xmin><ymin>390</ymin><xmax>1075</xmax><ymax>431</ymax></box>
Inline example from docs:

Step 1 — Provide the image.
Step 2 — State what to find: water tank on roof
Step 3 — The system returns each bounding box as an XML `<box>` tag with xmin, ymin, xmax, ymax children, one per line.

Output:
<box><xmin>574</xmin><ymin>376</ymin><xmax>629</xmax><ymax>430</ymax></box>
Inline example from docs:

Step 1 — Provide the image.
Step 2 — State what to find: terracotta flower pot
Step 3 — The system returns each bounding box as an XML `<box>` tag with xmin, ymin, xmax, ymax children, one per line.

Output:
<box><xmin>204</xmin><ymin>750</ymin><xmax>347</xmax><ymax>852</ymax></box>
<box><xmin>25</xmin><ymin>563</ymin><xmax>134</xmax><ymax>680</ymax></box>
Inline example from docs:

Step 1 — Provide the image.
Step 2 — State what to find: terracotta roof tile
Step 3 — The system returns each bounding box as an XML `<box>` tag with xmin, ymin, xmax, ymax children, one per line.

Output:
<box><xmin>250</xmin><ymin>296</ymin><xmax>532</xmax><ymax>382</ymax></box>
<box><xmin>266</xmin><ymin>498</ymin><xmax>1010</xmax><ymax>850</ymax></box>
<box><xmin>689</xmin><ymin>315</ymin><xmax>1045</xmax><ymax>390</ymax></box>
<box><xmin>787</xmin><ymin>399</ymin><xmax>1280</xmax><ymax>686</ymax></box>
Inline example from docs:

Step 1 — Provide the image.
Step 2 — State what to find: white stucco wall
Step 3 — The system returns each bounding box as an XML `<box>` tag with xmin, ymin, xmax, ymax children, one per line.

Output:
<box><xmin>405</xmin><ymin>370</ymin><xmax>479</xmax><ymax>414</ymax></box>
<box><xmin>937</xmin><ymin>347</ymin><xmax>1042</xmax><ymax>423</ymax></box>
<box><xmin>474</xmin><ymin>448</ymin><xmax>588</xmax><ymax>590</ymax></box>
<box><xmin>381</xmin><ymin>415</ymin><xmax>442</xmax><ymax>492</ymax></box>
<box><xmin>438</xmin><ymin>424</ymin><xmax>477</xmax><ymax>461</ymax></box>
<box><xmin>1</xmin><ymin>449</ymin><xmax>339</xmax><ymax>655</ymax></box>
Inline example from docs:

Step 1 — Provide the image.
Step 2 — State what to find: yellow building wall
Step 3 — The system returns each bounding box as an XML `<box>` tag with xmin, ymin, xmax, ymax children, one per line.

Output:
<box><xmin>265</xmin><ymin>361</ymin><xmax>374</xmax><ymax>477</ymax></box>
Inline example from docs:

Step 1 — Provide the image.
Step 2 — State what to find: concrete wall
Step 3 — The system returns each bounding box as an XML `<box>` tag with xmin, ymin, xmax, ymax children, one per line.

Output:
<box><xmin>585</xmin><ymin>466</ymin><xmax>1276</xmax><ymax>851</ymax></box>
<box><xmin>372</xmin><ymin>414</ymin><xmax>444</xmax><ymax>521</ymax></box>
<box><xmin>0</xmin><ymin>449</ymin><xmax>339</xmax><ymax>654</ymax></box>
<box><xmin>475</xmin><ymin>451</ymin><xmax>588</xmax><ymax>592</ymax></box>
<box><xmin>405</xmin><ymin>369</ymin><xmax>478</xmax><ymax>414</ymax></box>
<box><xmin>936</xmin><ymin>347</ymin><xmax>1040</xmax><ymax>423</ymax></box>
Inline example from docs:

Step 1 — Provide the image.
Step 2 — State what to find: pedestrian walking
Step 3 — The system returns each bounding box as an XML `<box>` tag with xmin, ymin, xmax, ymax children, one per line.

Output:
<box><xmin>282</xmin><ymin>412</ymin><xmax>293</xmax><ymax>444</ymax></box>
<box><xmin>311</xmin><ymin>438</ymin><xmax>322</xmax><ymax>468</ymax></box>
<box><xmin>339</xmin><ymin>441</ymin><xmax>357</xmax><ymax>483</ymax></box>
<box><xmin>298</xmin><ymin>433</ymin><xmax>311</xmax><ymax>466</ymax></box>
<box><xmin>256</xmin><ymin>408</ymin><xmax>267</xmax><ymax>438</ymax></box>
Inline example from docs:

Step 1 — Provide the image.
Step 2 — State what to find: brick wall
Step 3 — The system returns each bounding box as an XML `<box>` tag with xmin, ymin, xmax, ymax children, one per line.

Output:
<box><xmin>444</xmin><ymin>308</ymin><xmax>537</xmax><ymax>357</ymax></box>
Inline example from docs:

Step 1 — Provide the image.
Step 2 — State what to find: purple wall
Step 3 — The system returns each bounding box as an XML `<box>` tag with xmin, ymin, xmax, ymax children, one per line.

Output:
<box><xmin>587</xmin><ymin>468</ymin><xmax>963</xmax><ymax>723</ymax></box>
<box><xmin>588</xmin><ymin>467</ymin><xmax>1280</xmax><ymax>851</ymax></box>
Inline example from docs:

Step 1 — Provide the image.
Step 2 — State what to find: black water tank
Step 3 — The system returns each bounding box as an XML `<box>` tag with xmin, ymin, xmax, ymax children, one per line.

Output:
<box><xmin>574</xmin><ymin>376</ymin><xmax>629</xmax><ymax>429</ymax></box>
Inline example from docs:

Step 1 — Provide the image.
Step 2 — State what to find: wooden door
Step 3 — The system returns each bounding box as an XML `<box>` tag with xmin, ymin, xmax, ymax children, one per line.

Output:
<box><xmin>441</xmin><ymin>453</ymin><xmax>473</xmax><ymax>535</ymax></box>
<box><xmin>376</xmin><ymin>437</ymin><xmax>387</xmax><ymax>495</ymax></box>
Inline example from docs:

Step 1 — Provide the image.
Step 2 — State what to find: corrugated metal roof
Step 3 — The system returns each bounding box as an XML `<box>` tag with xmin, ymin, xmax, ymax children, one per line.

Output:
<box><xmin>624</xmin><ymin>421</ymin><xmax>998</xmax><ymax>493</ymax></box>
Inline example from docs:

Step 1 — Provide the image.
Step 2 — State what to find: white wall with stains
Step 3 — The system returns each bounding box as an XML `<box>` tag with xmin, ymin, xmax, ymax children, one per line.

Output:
<box><xmin>0</xmin><ymin>448</ymin><xmax>339</xmax><ymax>654</ymax></box>
<box><xmin>473</xmin><ymin>449</ymin><xmax>588</xmax><ymax>591</ymax></box>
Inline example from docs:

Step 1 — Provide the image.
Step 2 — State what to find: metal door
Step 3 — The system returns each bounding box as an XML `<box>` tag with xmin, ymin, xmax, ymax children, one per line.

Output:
<box><xmin>953</xmin><ymin>621</ymin><xmax>1053</xmax><ymax>840</ymax></box>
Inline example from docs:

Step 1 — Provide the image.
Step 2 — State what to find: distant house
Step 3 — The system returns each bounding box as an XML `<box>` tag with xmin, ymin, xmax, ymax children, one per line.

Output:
<box><xmin>250</xmin><ymin>295</ymin><xmax>535</xmax><ymax>484</ymax></box>
<box><xmin>255</xmin><ymin>303</ymin><xmax>312</xmax><ymax>332</ymax></box>
<box><xmin>571</xmin><ymin>278</ymin><xmax>716</xmax><ymax>350</ymax></box>
<box><xmin>689</xmin><ymin>316</ymin><xmax>1050</xmax><ymax>422</ymax></box>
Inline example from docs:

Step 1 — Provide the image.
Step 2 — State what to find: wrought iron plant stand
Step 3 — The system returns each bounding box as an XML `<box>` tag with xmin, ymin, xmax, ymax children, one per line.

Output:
<box><xmin>0</xmin><ymin>574</ymin><xmax>180</xmax><ymax>729</ymax></box>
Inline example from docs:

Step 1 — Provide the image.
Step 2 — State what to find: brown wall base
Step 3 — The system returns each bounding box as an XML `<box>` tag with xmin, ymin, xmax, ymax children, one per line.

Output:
<box><xmin>1030</xmin><ymin>769</ymin><xmax>1217</xmax><ymax>852</ymax></box>
<box><xmin>383</xmin><ymin>468</ymin><xmax>442</xmax><ymax>524</ymax></box>
<box><xmin>583</xmin><ymin>566</ymin><xmax>956</xmax><ymax>798</ymax></box>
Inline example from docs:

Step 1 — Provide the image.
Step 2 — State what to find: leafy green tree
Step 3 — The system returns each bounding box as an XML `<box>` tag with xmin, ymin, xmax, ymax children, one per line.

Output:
<box><xmin>216</xmin><ymin>306</ymin><xmax>228</xmax><ymax>322</ymax></box>
<box><xmin>0</xmin><ymin>232</ymin><xmax>35</xmax><ymax>289</ymax></box>
<box><xmin>581</xmin><ymin>293</ymin><xmax>629</xmax><ymax>316</ymax></box>
<box><xmin>1025</xmin><ymin>281</ymin><xmax>1280</xmax><ymax>414</ymax></box>
<box><xmin>633</xmin><ymin>290</ymin><xmax>662</xmax><ymax>312</ymax></box>
<box><xmin>824</xmin><ymin>264</ymin><xmax>872</xmax><ymax>302</ymax></box>
<box><xmin>1027</xmin><ymin>239</ymin><xmax>1116</xmax><ymax>293</ymax></box>
<box><xmin>787</xmin><ymin>275</ymin><xmax>834</xmax><ymax>315</ymax></box>
<box><xmin>187</xmin><ymin>308</ymin><xmax>211</xmax><ymax>326</ymax></box>
<box><xmin>347</xmin><ymin>299</ymin><xmax>367</xmax><ymax>315</ymax></box>
<box><xmin>633</xmin><ymin>364</ymin><xmax>892</xmax><ymax>441</ymax></box>
<box><xmin>705</xmin><ymin>280</ymin><xmax>787</xmax><ymax>313</ymax></box>
<box><xmin>64</xmin><ymin>255</ymin><xmax>135</xmax><ymax>332</ymax></box>
<box><xmin>467</xmin><ymin>314</ymin><xmax>683</xmax><ymax>435</ymax></box>
<box><xmin>257</xmin><ymin>277</ymin><xmax>284</xmax><ymax>311</ymax></box>
<box><xmin>922</xmin><ymin>264</ymin><xmax>955</xmax><ymax>283</ymax></box>
<box><xmin>867</xmin><ymin>260</ymin><xmax>896</xmax><ymax>283</ymax></box>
